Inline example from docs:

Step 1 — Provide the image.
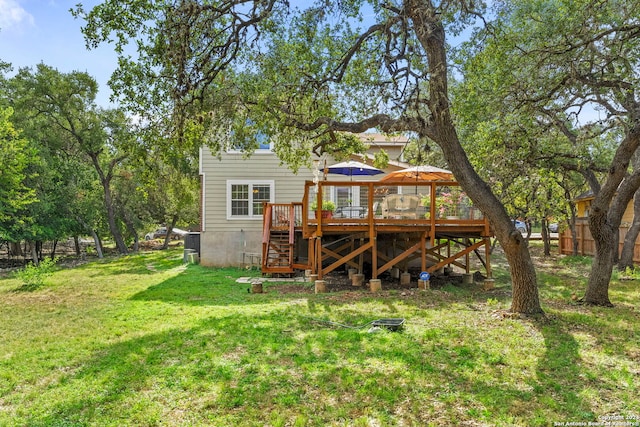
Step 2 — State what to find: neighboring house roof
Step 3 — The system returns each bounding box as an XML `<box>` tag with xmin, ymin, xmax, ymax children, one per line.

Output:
<box><xmin>348</xmin><ymin>133</ymin><xmax>413</xmax><ymax>171</ymax></box>
<box><xmin>358</xmin><ymin>132</ymin><xmax>410</xmax><ymax>145</ymax></box>
<box><xmin>575</xmin><ymin>190</ymin><xmax>594</xmax><ymax>201</ymax></box>
<box><xmin>358</xmin><ymin>133</ymin><xmax>409</xmax><ymax>158</ymax></box>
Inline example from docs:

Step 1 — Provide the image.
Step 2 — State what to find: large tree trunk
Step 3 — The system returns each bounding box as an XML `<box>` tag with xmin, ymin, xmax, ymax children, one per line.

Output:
<box><xmin>585</xmin><ymin>175</ymin><xmax>640</xmax><ymax>306</ymax></box>
<box><xmin>91</xmin><ymin>229</ymin><xmax>104</xmax><ymax>259</ymax></box>
<box><xmin>408</xmin><ymin>0</ymin><xmax>542</xmax><ymax>314</ymax></box>
<box><xmin>561</xmin><ymin>188</ymin><xmax>580</xmax><ymax>256</ymax></box>
<box><xmin>50</xmin><ymin>239</ymin><xmax>58</xmax><ymax>261</ymax></box>
<box><xmin>30</xmin><ymin>242</ymin><xmax>39</xmax><ymax>266</ymax></box>
<box><xmin>131</xmin><ymin>228</ymin><xmax>139</xmax><ymax>253</ymax></box>
<box><xmin>76</xmin><ymin>216</ymin><xmax>104</xmax><ymax>259</ymax></box>
<box><xmin>121</xmin><ymin>210</ymin><xmax>139</xmax><ymax>252</ymax></box>
<box><xmin>619</xmin><ymin>186</ymin><xmax>640</xmax><ymax>271</ymax></box>
<box><xmin>583</xmin><ymin>126</ymin><xmax>640</xmax><ymax>305</ymax></box>
<box><xmin>541</xmin><ymin>218</ymin><xmax>551</xmax><ymax>256</ymax></box>
<box><xmin>162</xmin><ymin>214</ymin><xmax>179</xmax><ymax>250</ymax></box>
<box><xmin>567</xmin><ymin>205</ymin><xmax>579</xmax><ymax>256</ymax></box>
<box><xmin>9</xmin><ymin>241</ymin><xmax>23</xmax><ymax>258</ymax></box>
<box><xmin>102</xmin><ymin>180</ymin><xmax>128</xmax><ymax>254</ymax></box>
<box><xmin>89</xmin><ymin>153</ymin><xmax>128</xmax><ymax>255</ymax></box>
<box><xmin>74</xmin><ymin>236</ymin><xmax>81</xmax><ymax>256</ymax></box>
<box><xmin>612</xmin><ymin>226</ymin><xmax>620</xmax><ymax>264</ymax></box>
<box><xmin>504</xmin><ymin>237</ymin><xmax>541</xmax><ymax>313</ymax></box>
<box><xmin>571</xmin><ymin>223</ymin><xmax>579</xmax><ymax>256</ymax></box>
<box><xmin>584</xmin><ymin>210</ymin><xmax>616</xmax><ymax>306</ymax></box>
<box><xmin>541</xmin><ymin>189</ymin><xmax>552</xmax><ymax>256</ymax></box>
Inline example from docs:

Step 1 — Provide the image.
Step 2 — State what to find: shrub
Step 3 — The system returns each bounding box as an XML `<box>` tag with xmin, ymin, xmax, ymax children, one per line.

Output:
<box><xmin>14</xmin><ymin>257</ymin><xmax>58</xmax><ymax>288</ymax></box>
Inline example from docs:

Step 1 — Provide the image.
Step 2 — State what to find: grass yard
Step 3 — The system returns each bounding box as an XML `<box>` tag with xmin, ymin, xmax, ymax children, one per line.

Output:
<box><xmin>1</xmin><ymin>244</ymin><xmax>639</xmax><ymax>426</ymax></box>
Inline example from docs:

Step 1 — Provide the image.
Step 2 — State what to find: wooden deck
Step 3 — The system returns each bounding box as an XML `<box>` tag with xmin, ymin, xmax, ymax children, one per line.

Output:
<box><xmin>262</xmin><ymin>180</ymin><xmax>493</xmax><ymax>281</ymax></box>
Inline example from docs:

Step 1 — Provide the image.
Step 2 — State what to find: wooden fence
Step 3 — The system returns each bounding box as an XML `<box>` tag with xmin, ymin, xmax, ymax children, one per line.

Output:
<box><xmin>558</xmin><ymin>218</ymin><xmax>640</xmax><ymax>263</ymax></box>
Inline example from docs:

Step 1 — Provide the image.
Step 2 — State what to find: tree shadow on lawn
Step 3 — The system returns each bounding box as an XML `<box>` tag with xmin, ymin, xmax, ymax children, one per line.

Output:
<box><xmin>17</xmin><ymin>306</ymin><xmax>617</xmax><ymax>426</ymax></box>
<box><xmin>531</xmin><ymin>317</ymin><xmax>596</xmax><ymax>423</ymax></box>
<box><xmin>77</xmin><ymin>252</ymin><xmax>185</xmax><ymax>278</ymax></box>
<box><xmin>540</xmin><ymin>304</ymin><xmax>640</xmax><ymax>414</ymax></box>
<box><xmin>129</xmin><ymin>273</ymin><xmax>311</xmax><ymax>308</ymax></box>
<box><xmin>130</xmin><ymin>261</ymin><xmax>640</xmax><ymax>363</ymax></box>
<box><xmin>129</xmin><ymin>262</ymin><xmax>510</xmax><ymax>309</ymax></box>
<box><xmin>11</xmin><ymin>282</ymin><xmax>44</xmax><ymax>292</ymax></box>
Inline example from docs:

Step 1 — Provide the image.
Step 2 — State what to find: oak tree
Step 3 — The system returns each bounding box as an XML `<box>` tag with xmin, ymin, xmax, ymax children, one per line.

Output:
<box><xmin>7</xmin><ymin>64</ymin><xmax>133</xmax><ymax>254</ymax></box>
<box><xmin>462</xmin><ymin>0</ymin><xmax>640</xmax><ymax>306</ymax></box>
<box><xmin>77</xmin><ymin>0</ymin><xmax>544</xmax><ymax>314</ymax></box>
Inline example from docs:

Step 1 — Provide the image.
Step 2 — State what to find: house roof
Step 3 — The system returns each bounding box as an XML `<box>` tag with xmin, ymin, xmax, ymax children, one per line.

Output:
<box><xmin>575</xmin><ymin>190</ymin><xmax>594</xmax><ymax>201</ymax></box>
<box><xmin>357</xmin><ymin>133</ymin><xmax>410</xmax><ymax>147</ymax></box>
<box><xmin>350</xmin><ymin>133</ymin><xmax>411</xmax><ymax>172</ymax></box>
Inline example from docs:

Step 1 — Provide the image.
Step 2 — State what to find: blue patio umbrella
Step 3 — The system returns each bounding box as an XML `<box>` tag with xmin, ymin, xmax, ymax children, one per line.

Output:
<box><xmin>327</xmin><ymin>160</ymin><xmax>384</xmax><ymax>180</ymax></box>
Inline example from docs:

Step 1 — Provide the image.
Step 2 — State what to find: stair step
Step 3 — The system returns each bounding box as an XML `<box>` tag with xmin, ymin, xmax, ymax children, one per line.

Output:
<box><xmin>263</xmin><ymin>212</ymin><xmax>296</xmax><ymax>273</ymax></box>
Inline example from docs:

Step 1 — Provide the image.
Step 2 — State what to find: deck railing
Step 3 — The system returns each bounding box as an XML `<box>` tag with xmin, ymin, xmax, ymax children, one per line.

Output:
<box><xmin>262</xmin><ymin>180</ymin><xmax>492</xmax><ymax>276</ymax></box>
<box><xmin>303</xmin><ymin>180</ymin><xmax>488</xmax><ymax>229</ymax></box>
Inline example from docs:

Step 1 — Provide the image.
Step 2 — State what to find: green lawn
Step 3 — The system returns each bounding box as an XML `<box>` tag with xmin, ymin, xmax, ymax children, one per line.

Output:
<box><xmin>1</xmin><ymin>246</ymin><xmax>638</xmax><ymax>426</ymax></box>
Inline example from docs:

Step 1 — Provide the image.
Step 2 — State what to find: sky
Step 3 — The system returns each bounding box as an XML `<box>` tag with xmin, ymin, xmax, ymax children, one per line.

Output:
<box><xmin>0</xmin><ymin>0</ymin><xmax>116</xmax><ymax>107</ymax></box>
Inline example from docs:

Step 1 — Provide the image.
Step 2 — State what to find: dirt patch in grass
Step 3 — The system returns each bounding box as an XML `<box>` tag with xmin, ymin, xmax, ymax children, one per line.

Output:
<box><xmin>266</xmin><ymin>268</ymin><xmax>485</xmax><ymax>295</ymax></box>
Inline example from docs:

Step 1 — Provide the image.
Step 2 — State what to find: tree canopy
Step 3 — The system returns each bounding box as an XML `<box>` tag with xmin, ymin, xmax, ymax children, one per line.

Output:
<box><xmin>0</xmin><ymin>62</ymin><xmax>199</xmax><ymax>258</ymax></box>
<box><xmin>0</xmin><ymin>107</ymin><xmax>37</xmax><ymax>241</ymax></box>
<box><xmin>454</xmin><ymin>0</ymin><xmax>640</xmax><ymax>305</ymax></box>
<box><xmin>74</xmin><ymin>0</ymin><xmax>547</xmax><ymax>314</ymax></box>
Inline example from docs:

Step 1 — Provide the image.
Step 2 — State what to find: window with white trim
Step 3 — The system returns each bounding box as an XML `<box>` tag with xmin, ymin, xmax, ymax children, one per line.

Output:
<box><xmin>227</xmin><ymin>180</ymin><xmax>274</xmax><ymax>219</ymax></box>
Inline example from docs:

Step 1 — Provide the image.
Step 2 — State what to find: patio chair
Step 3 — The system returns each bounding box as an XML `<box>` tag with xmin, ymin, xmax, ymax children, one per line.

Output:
<box><xmin>381</xmin><ymin>194</ymin><xmax>420</xmax><ymax>219</ymax></box>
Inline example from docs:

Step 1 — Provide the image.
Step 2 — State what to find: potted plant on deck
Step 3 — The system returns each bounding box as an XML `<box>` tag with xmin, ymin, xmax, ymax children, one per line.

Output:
<box><xmin>310</xmin><ymin>200</ymin><xmax>336</xmax><ymax>219</ymax></box>
<box><xmin>436</xmin><ymin>187</ymin><xmax>465</xmax><ymax>219</ymax></box>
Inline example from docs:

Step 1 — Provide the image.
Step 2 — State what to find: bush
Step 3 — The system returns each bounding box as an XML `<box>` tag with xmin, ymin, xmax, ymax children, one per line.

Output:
<box><xmin>14</xmin><ymin>257</ymin><xmax>58</xmax><ymax>288</ymax></box>
<box><xmin>310</xmin><ymin>200</ymin><xmax>336</xmax><ymax>211</ymax></box>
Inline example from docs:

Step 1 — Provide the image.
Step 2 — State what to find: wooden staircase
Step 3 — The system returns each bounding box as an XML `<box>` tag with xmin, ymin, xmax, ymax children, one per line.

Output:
<box><xmin>265</xmin><ymin>230</ymin><xmax>293</xmax><ymax>271</ymax></box>
<box><xmin>262</xmin><ymin>203</ymin><xmax>299</xmax><ymax>274</ymax></box>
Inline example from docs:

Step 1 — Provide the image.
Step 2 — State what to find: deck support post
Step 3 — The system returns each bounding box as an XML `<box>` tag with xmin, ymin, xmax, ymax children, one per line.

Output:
<box><xmin>421</xmin><ymin>232</ymin><xmax>428</xmax><ymax>273</ymax></box>
<box><xmin>465</xmin><ymin>238</ymin><xmax>470</xmax><ymax>274</ymax></box>
<box><xmin>358</xmin><ymin>238</ymin><xmax>364</xmax><ymax>274</ymax></box>
<box><xmin>315</xmin><ymin>280</ymin><xmax>327</xmax><ymax>293</ymax></box>
<box><xmin>316</xmin><ymin>237</ymin><xmax>323</xmax><ymax>279</ymax></box>
<box><xmin>484</xmin><ymin>237</ymin><xmax>492</xmax><ymax>279</ymax></box>
<box><xmin>308</xmin><ymin>238</ymin><xmax>315</xmax><ymax>274</ymax></box>
<box><xmin>372</xmin><ymin>235</ymin><xmax>378</xmax><ymax>279</ymax></box>
<box><xmin>400</xmin><ymin>272</ymin><xmax>411</xmax><ymax>286</ymax></box>
<box><xmin>352</xmin><ymin>273</ymin><xmax>364</xmax><ymax>286</ymax></box>
<box><xmin>483</xmin><ymin>278</ymin><xmax>495</xmax><ymax>290</ymax></box>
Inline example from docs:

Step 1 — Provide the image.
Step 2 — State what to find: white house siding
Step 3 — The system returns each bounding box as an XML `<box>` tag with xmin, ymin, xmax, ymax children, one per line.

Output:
<box><xmin>199</xmin><ymin>146</ymin><xmax>315</xmax><ymax>267</ymax></box>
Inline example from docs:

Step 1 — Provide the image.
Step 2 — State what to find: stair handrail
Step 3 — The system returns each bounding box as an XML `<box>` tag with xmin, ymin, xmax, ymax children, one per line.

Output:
<box><xmin>262</xmin><ymin>203</ymin><xmax>273</xmax><ymax>244</ymax></box>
